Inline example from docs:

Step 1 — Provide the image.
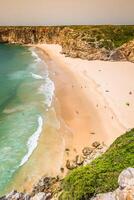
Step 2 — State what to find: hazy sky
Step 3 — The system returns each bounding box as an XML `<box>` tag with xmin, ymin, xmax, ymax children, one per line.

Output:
<box><xmin>0</xmin><ymin>0</ymin><xmax>134</xmax><ymax>25</ymax></box>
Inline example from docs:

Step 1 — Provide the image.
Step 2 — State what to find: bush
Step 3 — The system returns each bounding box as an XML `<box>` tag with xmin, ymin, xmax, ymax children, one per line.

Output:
<box><xmin>60</xmin><ymin>129</ymin><xmax>134</xmax><ymax>200</ymax></box>
<box><xmin>71</xmin><ymin>25</ymin><xmax>134</xmax><ymax>49</ymax></box>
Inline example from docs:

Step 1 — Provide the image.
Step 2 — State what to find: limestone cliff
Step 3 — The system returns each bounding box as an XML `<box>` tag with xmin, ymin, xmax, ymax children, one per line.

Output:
<box><xmin>0</xmin><ymin>26</ymin><xmax>134</xmax><ymax>62</ymax></box>
<box><xmin>1</xmin><ymin>168</ymin><xmax>134</xmax><ymax>200</ymax></box>
<box><xmin>91</xmin><ymin>168</ymin><xmax>134</xmax><ymax>200</ymax></box>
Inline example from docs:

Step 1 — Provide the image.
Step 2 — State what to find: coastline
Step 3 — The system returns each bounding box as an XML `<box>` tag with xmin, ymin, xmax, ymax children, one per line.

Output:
<box><xmin>6</xmin><ymin>43</ymin><xmax>134</xmax><ymax>194</ymax></box>
<box><xmin>34</xmin><ymin>43</ymin><xmax>134</xmax><ymax>169</ymax></box>
<box><xmin>36</xmin><ymin>44</ymin><xmax>130</xmax><ymax>147</ymax></box>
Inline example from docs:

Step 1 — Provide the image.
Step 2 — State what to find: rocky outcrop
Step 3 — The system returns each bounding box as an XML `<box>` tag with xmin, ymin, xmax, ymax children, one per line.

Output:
<box><xmin>1</xmin><ymin>176</ymin><xmax>61</xmax><ymax>200</ymax></box>
<box><xmin>0</xmin><ymin>27</ymin><xmax>134</xmax><ymax>62</ymax></box>
<box><xmin>0</xmin><ymin>27</ymin><xmax>64</xmax><ymax>44</ymax></box>
<box><xmin>0</xmin><ymin>27</ymin><xmax>110</xmax><ymax>61</ymax></box>
<box><xmin>31</xmin><ymin>176</ymin><xmax>61</xmax><ymax>197</ymax></box>
<box><xmin>110</xmin><ymin>40</ymin><xmax>134</xmax><ymax>62</ymax></box>
<box><xmin>1</xmin><ymin>190</ymin><xmax>30</xmax><ymax>200</ymax></box>
<box><xmin>30</xmin><ymin>192</ymin><xmax>51</xmax><ymax>200</ymax></box>
<box><xmin>91</xmin><ymin>168</ymin><xmax>134</xmax><ymax>200</ymax></box>
<box><xmin>65</xmin><ymin>142</ymin><xmax>107</xmax><ymax>170</ymax></box>
<box><xmin>2</xmin><ymin>168</ymin><xmax>134</xmax><ymax>200</ymax></box>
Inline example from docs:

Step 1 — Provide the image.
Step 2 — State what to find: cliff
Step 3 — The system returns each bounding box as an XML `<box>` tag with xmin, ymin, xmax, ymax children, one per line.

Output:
<box><xmin>0</xmin><ymin>26</ymin><xmax>134</xmax><ymax>62</ymax></box>
<box><xmin>1</xmin><ymin>130</ymin><xmax>134</xmax><ymax>200</ymax></box>
<box><xmin>61</xmin><ymin>129</ymin><xmax>134</xmax><ymax>199</ymax></box>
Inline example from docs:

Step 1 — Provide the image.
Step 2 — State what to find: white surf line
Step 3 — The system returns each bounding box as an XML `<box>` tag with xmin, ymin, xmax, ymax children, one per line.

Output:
<box><xmin>30</xmin><ymin>47</ymin><xmax>42</xmax><ymax>63</ymax></box>
<box><xmin>31</xmin><ymin>72</ymin><xmax>44</xmax><ymax>80</ymax></box>
<box><xmin>19</xmin><ymin>116</ymin><xmax>43</xmax><ymax>167</ymax></box>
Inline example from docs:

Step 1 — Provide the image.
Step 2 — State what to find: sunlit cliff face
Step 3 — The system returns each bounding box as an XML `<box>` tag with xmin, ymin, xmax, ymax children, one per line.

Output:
<box><xmin>0</xmin><ymin>0</ymin><xmax>134</xmax><ymax>25</ymax></box>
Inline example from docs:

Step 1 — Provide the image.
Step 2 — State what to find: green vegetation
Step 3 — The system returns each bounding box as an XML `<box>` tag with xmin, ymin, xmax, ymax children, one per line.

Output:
<box><xmin>70</xmin><ymin>25</ymin><xmax>134</xmax><ymax>50</ymax></box>
<box><xmin>60</xmin><ymin>129</ymin><xmax>134</xmax><ymax>200</ymax></box>
<box><xmin>0</xmin><ymin>25</ymin><xmax>134</xmax><ymax>50</ymax></box>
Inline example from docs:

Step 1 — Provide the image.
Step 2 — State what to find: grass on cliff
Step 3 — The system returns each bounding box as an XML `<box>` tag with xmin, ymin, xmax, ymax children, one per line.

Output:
<box><xmin>1</xmin><ymin>25</ymin><xmax>134</xmax><ymax>50</ymax></box>
<box><xmin>70</xmin><ymin>25</ymin><xmax>134</xmax><ymax>50</ymax></box>
<box><xmin>60</xmin><ymin>129</ymin><xmax>134</xmax><ymax>200</ymax></box>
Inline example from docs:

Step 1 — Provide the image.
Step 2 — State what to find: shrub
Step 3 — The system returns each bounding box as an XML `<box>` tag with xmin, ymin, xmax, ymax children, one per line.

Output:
<box><xmin>60</xmin><ymin>129</ymin><xmax>134</xmax><ymax>200</ymax></box>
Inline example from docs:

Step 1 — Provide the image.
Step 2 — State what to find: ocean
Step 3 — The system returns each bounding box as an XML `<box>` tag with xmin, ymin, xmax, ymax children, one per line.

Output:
<box><xmin>0</xmin><ymin>44</ymin><xmax>54</xmax><ymax>195</ymax></box>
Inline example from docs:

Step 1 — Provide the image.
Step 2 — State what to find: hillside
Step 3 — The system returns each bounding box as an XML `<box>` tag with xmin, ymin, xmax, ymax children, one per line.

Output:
<box><xmin>60</xmin><ymin>129</ymin><xmax>134</xmax><ymax>200</ymax></box>
<box><xmin>0</xmin><ymin>26</ymin><xmax>134</xmax><ymax>61</ymax></box>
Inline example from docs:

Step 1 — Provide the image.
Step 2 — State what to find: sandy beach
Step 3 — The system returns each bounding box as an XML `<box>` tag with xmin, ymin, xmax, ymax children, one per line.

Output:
<box><xmin>36</xmin><ymin>44</ymin><xmax>134</xmax><ymax>150</ymax></box>
<box><xmin>8</xmin><ymin>43</ymin><xmax>134</xmax><ymax>193</ymax></box>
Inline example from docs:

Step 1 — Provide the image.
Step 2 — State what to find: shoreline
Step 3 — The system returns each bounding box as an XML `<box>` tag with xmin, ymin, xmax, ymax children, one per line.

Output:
<box><xmin>6</xmin><ymin>43</ymin><xmax>134</xmax><ymax>194</ymax></box>
<box><xmin>36</xmin><ymin>44</ymin><xmax>128</xmax><ymax>146</ymax></box>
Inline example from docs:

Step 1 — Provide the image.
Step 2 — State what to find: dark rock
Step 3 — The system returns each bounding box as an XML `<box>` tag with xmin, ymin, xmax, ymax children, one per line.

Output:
<box><xmin>23</xmin><ymin>194</ymin><xmax>30</xmax><ymax>200</ymax></box>
<box><xmin>75</xmin><ymin>155</ymin><xmax>84</xmax><ymax>165</ymax></box>
<box><xmin>60</xmin><ymin>167</ymin><xmax>64</xmax><ymax>173</ymax></box>
<box><xmin>65</xmin><ymin>148</ymin><xmax>70</xmax><ymax>152</ymax></box>
<box><xmin>66</xmin><ymin>160</ymin><xmax>77</xmax><ymax>170</ymax></box>
<box><xmin>0</xmin><ymin>196</ymin><xmax>6</xmax><ymax>200</ymax></box>
<box><xmin>90</xmin><ymin>132</ymin><xmax>95</xmax><ymax>135</ymax></box>
<box><xmin>45</xmin><ymin>193</ymin><xmax>51</xmax><ymax>200</ymax></box>
<box><xmin>126</xmin><ymin>102</ymin><xmax>130</xmax><ymax>106</ymax></box>
<box><xmin>31</xmin><ymin>176</ymin><xmax>59</xmax><ymax>196</ymax></box>
<box><xmin>92</xmin><ymin>141</ymin><xmax>101</xmax><ymax>148</ymax></box>
<box><xmin>82</xmin><ymin>147</ymin><xmax>93</xmax><ymax>156</ymax></box>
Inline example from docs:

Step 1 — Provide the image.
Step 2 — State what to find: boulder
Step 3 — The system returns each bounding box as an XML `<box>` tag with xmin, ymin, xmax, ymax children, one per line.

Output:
<box><xmin>118</xmin><ymin>167</ymin><xmax>134</xmax><ymax>189</ymax></box>
<box><xmin>6</xmin><ymin>191</ymin><xmax>17</xmax><ymax>199</ymax></box>
<box><xmin>82</xmin><ymin>147</ymin><xmax>93</xmax><ymax>156</ymax></box>
<box><xmin>91</xmin><ymin>168</ymin><xmax>134</xmax><ymax>200</ymax></box>
<box><xmin>115</xmin><ymin>187</ymin><xmax>134</xmax><ymax>200</ymax></box>
<box><xmin>6</xmin><ymin>191</ymin><xmax>24</xmax><ymax>200</ymax></box>
<box><xmin>30</xmin><ymin>193</ymin><xmax>51</xmax><ymax>200</ymax></box>
<box><xmin>5</xmin><ymin>190</ymin><xmax>30</xmax><ymax>200</ymax></box>
<box><xmin>23</xmin><ymin>194</ymin><xmax>30</xmax><ymax>200</ymax></box>
<box><xmin>0</xmin><ymin>197</ymin><xmax>6</xmax><ymax>200</ymax></box>
<box><xmin>32</xmin><ymin>177</ymin><xmax>59</xmax><ymax>196</ymax></box>
<box><xmin>92</xmin><ymin>141</ymin><xmax>100</xmax><ymax>148</ymax></box>
<box><xmin>66</xmin><ymin>160</ymin><xmax>77</xmax><ymax>170</ymax></box>
<box><xmin>111</xmin><ymin>39</ymin><xmax>134</xmax><ymax>62</ymax></box>
<box><xmin>75</xmin><ymin>155</ymin><xmax>84</xmax><ymax>165</ymax></box>
<box><xmin>109</xmin><ymin>50</ymin><xmax>126</xmax><ymax>61</ymax></box>
<box><xmin>60</xmin><ymin>167</ymin><xmax>64</xmax><ymax>173</ymax></box>
<box><xmin>91</xmin><ymin>192</ymin><xmax>116</xmax><ymax>200</ymax></box>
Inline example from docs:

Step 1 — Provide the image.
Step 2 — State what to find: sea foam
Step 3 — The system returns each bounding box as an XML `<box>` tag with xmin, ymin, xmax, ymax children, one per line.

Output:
<box><xmin>30</xmin><ymin>47</ymin><xmax>55</xmax><ymax>107</ymax></box>
<box><xmin>31</xmin><ymin>72</ymin><xmax>44</xmax><ymax>80</ymax></box>
<box><xmin>18</xmin><ymin>48</ymin><xmax>55</xmax><ymax>167</ymax></box>
<box><xmin>38</xmin><ymin>75</ymin><xmax>55</xmax><ymax>107</ymax></box>
<box><xmin>30</xmin><ymin>48</ymin><xmax>42</xmax><ymax>63</ymax></box>
<box><xmin>19</xmin><ymin>116</ymin><xmax>43</xmax><ymax>167</ymax></box>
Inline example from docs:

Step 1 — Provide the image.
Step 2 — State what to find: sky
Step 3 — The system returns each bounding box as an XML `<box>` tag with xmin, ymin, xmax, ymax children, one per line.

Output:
<box><xmin>0</xmin><ymin>0</ymin><xmax>134</xmax><ymax>25</ymax></box>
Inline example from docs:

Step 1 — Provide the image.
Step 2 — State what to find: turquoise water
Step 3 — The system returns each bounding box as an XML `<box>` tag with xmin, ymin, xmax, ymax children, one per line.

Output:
<box><xmin>0</xmin><ymin>44</ymin><xmax>54</xmax><ymax>195</ymax></box>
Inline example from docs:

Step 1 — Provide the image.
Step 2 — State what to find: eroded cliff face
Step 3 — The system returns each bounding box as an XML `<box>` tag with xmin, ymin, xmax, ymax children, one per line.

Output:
<box><xmin>0</xmin><ymin>26</ymin><xmax>134</xmax><ymax>62</ymax></box>
<box><xmin>0</xmin><ymin>27</ymin><xmax>109</xmax><ymax>61</ymax></box>
<box><xmin>0</xmin><ymin>27</ymin><xmax>64</xmax><ymax>44</ymax></box>
<box><xmin>110</xmin><ymin>40</ymin><xmax>134</xmax><ymax>62</ymax></box>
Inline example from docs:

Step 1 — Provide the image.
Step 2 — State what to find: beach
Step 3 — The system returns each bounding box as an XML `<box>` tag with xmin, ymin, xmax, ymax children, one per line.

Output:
<box><xmin>17</xmin><ymin>43</ymin><xmax>134</xmax><ymax>189</ymax></box>
<box><xmin>6</xmin><ymin>43</ymin><xmax>134</xmax><ymax>194</ymax></box>
<box><xmin>36</xmin><ymin>44</ymin><xmax>134</xmax><ymax>150</ymax></box>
